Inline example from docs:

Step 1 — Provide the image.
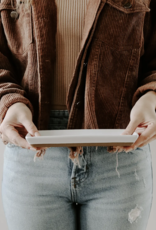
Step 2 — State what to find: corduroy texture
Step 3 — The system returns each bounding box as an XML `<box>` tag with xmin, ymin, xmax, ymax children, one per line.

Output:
<box><xmin>51</xmin><ymin>0</ymin><xmax>88</xmax><ymax>110</ymax></box>
<box><xmin>0</xmin><ymin>0</ymin><xmax>156</xmax><ymax>159</ymax></box>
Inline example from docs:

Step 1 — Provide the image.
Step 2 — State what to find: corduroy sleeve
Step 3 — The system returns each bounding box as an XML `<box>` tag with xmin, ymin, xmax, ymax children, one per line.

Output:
<box><xmin>0</xmin><ymin>16</ymin><xmax>34</xmax><ymax>124</ymax></box>
<box><xmin>132</xmin><ymin>0</ymin><xmax>156</xmax><ymax>107</ymax></box>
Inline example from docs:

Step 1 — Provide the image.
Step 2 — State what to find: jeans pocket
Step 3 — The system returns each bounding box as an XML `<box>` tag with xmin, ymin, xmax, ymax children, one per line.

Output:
<box><xmin>6</xmin><ymin>142</ymin><xmax>17</xmax><ymax>148</ymax></box>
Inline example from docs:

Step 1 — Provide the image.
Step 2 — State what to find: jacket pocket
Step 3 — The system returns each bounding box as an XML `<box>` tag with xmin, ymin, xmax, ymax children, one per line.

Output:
<box><xmin>86</xmin><ymin>16</ymin><xmax>144</xmax><ymax>129</ymax></box>
<box><xmin>86</xmin><ymin>38</ymin><xmax>139</xmax><ymax>128</ymax></box>
<box><xmin>106</xmin><ymin>0</ymin><xmax>150</xmax><ymax>13</ymax></box>
<box><xmin>0</xmin><ymin>0</ymin><xmax>33</xmax><ymax>54</ymax></box>
<box><xmin>94</xmin><ymin>0</ymin><xmax>150</xmax><ymax>49</ymax></box>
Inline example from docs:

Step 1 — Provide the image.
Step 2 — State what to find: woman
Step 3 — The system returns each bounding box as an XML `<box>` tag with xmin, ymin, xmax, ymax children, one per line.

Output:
<box><xmin>0</xmin><ymin>0</ymin><xmax>154</xmax><ymax>229</ymax></box>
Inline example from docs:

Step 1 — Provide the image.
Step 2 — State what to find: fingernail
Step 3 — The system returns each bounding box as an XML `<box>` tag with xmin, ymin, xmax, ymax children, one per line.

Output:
<box><xmin>35</xmin><ymin>132</ymin><xmax>40</xmax><ymax>136</ymax></box>
<box><xmin>29</xmin><ymin>146</ymin><xmax>37</xmax><ymax>151</ymax></box>
<box><xmin>125</xmin><ymin>148</ymin><xmax>132</xmax><ymax>153</ymax></box>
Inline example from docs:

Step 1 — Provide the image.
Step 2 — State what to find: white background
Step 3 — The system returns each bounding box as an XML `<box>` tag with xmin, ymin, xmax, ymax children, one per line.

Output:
<box><xmin>0</xmin><ymin>140</ymin><xmax>155</xmax><ymax>229</ymax></box>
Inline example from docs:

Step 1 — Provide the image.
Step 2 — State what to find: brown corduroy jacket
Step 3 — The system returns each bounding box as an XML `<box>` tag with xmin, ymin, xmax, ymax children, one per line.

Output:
<box><xmin>0</xmin><ymin>0</ymin><xmax>156</xmax><ymax>133</ymax></box>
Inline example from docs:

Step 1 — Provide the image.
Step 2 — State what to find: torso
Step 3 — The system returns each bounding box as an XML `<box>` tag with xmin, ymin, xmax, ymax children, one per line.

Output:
<box><xmin>51</xmin><ymin>0</ymin><xmax>89</xmax><ymax>110</ymax></box>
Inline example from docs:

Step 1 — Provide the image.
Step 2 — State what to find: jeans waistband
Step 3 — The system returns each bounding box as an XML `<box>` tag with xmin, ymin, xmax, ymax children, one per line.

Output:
<box><xmin>48</xmin><ymin>110</ymin><xmax>69</xmax><ymax>130</ymax></box>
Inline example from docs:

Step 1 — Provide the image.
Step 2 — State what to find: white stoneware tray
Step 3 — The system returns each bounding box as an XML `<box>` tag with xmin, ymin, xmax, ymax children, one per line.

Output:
<box><xmin>25</xmin><ymin>129</ymin><xmax>139</xmax><ymax>147</ymax></box>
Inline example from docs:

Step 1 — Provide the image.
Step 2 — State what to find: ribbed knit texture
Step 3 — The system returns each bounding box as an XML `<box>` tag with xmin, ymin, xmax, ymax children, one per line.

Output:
<box><xmin>51</xmin><ymin>0</ymin><xmax>89</xmax><ymax>110</ymax></box>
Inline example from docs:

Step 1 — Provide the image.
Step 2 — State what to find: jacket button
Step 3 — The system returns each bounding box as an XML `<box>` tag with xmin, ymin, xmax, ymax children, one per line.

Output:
<box><xmin>122</xmin><ymin>1</ymin><xmax>132</xmax><ymax>8</ymax></box>
<box><xmin>83</xmin><ymin>62</ymin><xmax>87</xmax><ymax>67</ymax></box>
<box><xmin>76</xmin><ymin>101</ymin><xmax>81</xmax><ymax>108</ymax></box>
<box><xmin>10</xmin><ymin>11</ymin><xmax>19</xmax><ymax>19</ymax></box>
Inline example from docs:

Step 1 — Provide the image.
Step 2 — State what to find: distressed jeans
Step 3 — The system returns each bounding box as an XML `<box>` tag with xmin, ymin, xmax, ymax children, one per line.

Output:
<box><xmin>1</xmin><ymin>110</ymin><xmax>153</xmax><ymax>230</ymax></box>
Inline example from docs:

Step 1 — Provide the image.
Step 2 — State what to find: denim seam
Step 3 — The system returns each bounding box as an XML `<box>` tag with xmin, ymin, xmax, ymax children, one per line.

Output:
<box><xmin>88</xmin><ymin>146</ymin><xmax>92</xmax><ymax>165</ymax></box>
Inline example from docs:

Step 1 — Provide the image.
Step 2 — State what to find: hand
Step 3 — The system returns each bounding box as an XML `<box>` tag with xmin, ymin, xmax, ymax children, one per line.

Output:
<box><xmin>0</xmin><ymin>102</ymin><xmax>46</xmax><ymax>151</ymax></box>
<box><xmin>109</xmin><ymin>92</ymin><xmax>156</xmax><ymax>153</ymax></box>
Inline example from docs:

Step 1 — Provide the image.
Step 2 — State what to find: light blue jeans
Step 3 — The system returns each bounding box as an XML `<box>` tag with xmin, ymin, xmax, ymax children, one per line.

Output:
<box><xmin>1</xmin><ymin>110</ymin><xmax>153</xmax><ymax>230</ymax></box>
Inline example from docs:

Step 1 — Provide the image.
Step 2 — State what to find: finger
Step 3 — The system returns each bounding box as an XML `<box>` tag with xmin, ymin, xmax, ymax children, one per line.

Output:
<box><xmin>107</xmin><ymin>146</ymin><xmax>114</xmax><ymax>153</ymax></box>
<box><xmin>109</xmin><ymin>148</ymin><xmax>117</xmax><ymax>153</ymax></box>
<box><xmin>107</xmin><ymin>146</ymin><xmax>117</xmax><ymax>153</ymax></box>
<box><xmin>110</xmin><ymin>146</ymin><xmax>125</xmax><ymax>153</ymax></box>
<box><xmin>22</xmin><ymin>120</ymin><xmax>47</xmax><ymax>150</ymax></box>
<box><xmin>116</xmin><ymin>127</ymin><xmax>147</xmax><ymax>152</ymax></box>
<box><xmin>138</xmin><ymin>134</ymin><xmax>156</xmax><ymax>148</ymax></box>
<box><xmin>112</xmin><ymin>120</ymin><xmax>141</xmax><ymax>153</ymax></box>
<box><xmin>33</xmin><ymin>131</ymin><xmax>49</xmax><ymax>150</ymax></box>
<box><xmin>22</xmin><ymin>119</ymin><xmax>40</xmax><ymax>137</ymax></box>
<box><xmin>3</xmin><ymin>125</ymin><xmax>36</xmax><ymax>150</ymax></box>
<box><xmin>121</xmin><ymin>119</ymin><xmax>141</xmax><ymax>135</ymax></box>
<box><xmin>111</xmin><ymin>125</ymin><xmax>152</xmax><ymax>153</ymax></box>
<box><xmin>1</xmin><ymin>132</ymin><xmax>9</xmax><ymax>143</ymax></box>
<box><xmin>122</xmin><ymin>122</ymin><xmax>156</xmax><ymax>151</ymax></box>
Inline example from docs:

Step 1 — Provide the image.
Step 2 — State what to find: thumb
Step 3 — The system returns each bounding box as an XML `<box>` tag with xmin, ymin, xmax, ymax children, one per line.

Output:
<box><xmin>23</xmin><ymin>120</ymin><xmax>40</xmax><ymax>137</ymax></box>
<box><xmin>121</xmin><ymin>119</ymin><xmax>140</xmax><ymax>135</ymax></box>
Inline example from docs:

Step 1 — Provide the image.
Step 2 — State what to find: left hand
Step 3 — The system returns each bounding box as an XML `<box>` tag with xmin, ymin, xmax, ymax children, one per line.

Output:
<box><xmin>108</xmin><ymin>92</ymin><xmax>156</xmax><ymax>153</ymax></box>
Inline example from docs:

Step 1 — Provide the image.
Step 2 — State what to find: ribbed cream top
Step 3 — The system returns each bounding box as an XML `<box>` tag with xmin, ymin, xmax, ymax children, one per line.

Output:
<box><xmin>51</xmin><ymin>0</ymin><xmax>89</xmax><ymax>110</ymax></box>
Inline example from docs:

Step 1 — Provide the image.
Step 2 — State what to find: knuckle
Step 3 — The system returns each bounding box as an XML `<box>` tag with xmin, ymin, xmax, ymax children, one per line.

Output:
<box><xmin>28</xmin><ymin>122</ymin><xmax>36</xmax><ymax>131</ymax></box>
<box><xmin>0</xmin><ymin>122</ymin><xmax>10</xmax><ymax>134</ymax></box>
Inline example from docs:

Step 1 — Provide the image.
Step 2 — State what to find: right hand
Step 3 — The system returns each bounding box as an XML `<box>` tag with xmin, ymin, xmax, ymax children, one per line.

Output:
<box><xmin>0</xmin><ymin>102</ymin><xmax>45</xmax><ymax>151</ymax></box>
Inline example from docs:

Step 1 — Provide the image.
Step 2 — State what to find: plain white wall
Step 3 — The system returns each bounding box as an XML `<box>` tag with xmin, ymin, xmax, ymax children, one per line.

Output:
<box><xmin>0</xmin><ymin>140</ymin><xmax>156</xmax><ymax>229</ymax></box>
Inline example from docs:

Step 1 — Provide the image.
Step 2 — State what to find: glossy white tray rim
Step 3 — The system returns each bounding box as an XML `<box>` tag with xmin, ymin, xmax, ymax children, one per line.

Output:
<box><xmin>26</xmin><ymin>129</ymin><xmax>139</xmax><ymax>144</ymax></box>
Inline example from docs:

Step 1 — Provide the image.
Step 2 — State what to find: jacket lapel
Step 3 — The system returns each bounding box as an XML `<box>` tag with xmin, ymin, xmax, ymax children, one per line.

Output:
<box><xmin>81</xmin><ymin>0</ymin><xmax>102</xmax><ymax>49</ymax></box>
